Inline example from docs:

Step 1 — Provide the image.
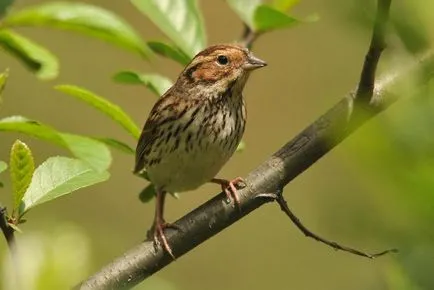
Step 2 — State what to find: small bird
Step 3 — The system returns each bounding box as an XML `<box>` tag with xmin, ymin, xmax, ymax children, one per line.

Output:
<box><xmin>134</xmin><ymin>44</ymin><xmax>266</xmax><ymax>257</ymax></box>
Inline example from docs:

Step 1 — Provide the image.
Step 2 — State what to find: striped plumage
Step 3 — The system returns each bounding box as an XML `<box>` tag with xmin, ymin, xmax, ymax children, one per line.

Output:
<box><xmin>134</xmin><ymin>44</ymin><xmax>266</xmax><ymax>257</ymax></box>
<box><xmin>134</xmin><ymin>70</ymin><xmax>247</xmax><ymax>193</ymax></box>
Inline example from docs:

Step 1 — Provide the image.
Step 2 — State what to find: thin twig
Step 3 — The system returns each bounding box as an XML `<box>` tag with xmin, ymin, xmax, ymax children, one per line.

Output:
<box><xmin>258</xmin><ymin>191</ymin><xmax>398</xmax><ymax>259</ymax></box>
<box><xmin>0</xmin><ymin>206</ymin><xmax>15</xmax><ymax>251</ymax></box>
<box><xmin>356</xmin><ymin>0</ymin><xmax>392</xmax><ymax>102</ymax></box>
<box><xmin>240</xmin><ymin>24</ymin><xmax>259</xmax><ymax>49</ymax></box>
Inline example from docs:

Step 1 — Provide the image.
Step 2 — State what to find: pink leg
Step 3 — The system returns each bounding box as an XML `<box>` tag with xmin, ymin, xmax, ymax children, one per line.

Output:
<box><xmin>152</xmin><ymin>190</ymin><xmax>175</xmax><ymax>259</ymax></box>
<box><xmin>210</xmin><ymin>177</ymin><xmax>246</xmax><ymax>207</ymax></box>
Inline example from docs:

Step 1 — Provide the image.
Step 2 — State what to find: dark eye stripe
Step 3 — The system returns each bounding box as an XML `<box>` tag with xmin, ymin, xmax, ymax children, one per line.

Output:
<box><xmin>185</xmin><ymin>63</ymin><xmax>199</xmax><ymax>83</ymax></box>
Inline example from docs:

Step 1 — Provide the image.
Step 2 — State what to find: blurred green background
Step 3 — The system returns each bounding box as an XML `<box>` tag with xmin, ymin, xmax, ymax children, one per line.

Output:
<box><xmin>1</xmin><ymin>0</ymin><xmax>433</xmax><ymax>289</ymax></box>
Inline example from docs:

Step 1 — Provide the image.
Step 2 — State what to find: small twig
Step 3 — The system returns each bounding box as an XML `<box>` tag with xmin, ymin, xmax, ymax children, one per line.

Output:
<box><xmin>356</xmin><ymin>0</ymin><xmax>392</xmax><ymax>102</ymax></box>
<box><xmin>0</xmin><ymin>206</ymin><xmax>15</xmax><ymax>251</ymax></box>
<box><xmin>240</xmin><ymin>24</ymin><xmax>259</xmax><ymax>49</ymax></box>
<box><xmin>258</xmin><ymin>191</ymin><xmax>397</xmax><ymax>259</ymax></box>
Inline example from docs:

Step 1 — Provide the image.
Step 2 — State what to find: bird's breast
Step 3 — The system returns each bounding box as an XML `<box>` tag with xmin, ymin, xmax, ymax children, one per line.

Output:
<box><xmin>146</xmin><ymin>97</ymin><xmax>246</xmax><ymax>192</ymax></box>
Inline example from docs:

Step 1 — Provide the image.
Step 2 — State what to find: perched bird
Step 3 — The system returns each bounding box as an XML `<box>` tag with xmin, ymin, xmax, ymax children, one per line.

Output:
<box><xmin>134</xmin><ymin>44</ymin><xmax>266</xmax><ymax>257</ymax></box>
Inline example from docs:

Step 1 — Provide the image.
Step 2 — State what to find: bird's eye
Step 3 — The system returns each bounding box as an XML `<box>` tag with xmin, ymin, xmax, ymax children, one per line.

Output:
<box><xmin>217</xmin><ymin>55</ymin><xmax>229</xmax><ymax>65</ymax></box>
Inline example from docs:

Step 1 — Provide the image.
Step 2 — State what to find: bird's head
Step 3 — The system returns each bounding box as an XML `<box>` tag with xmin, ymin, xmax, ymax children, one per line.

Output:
<box><xmin>178</xmin><ymin>44</ymin><xmax>266</xmax><ymax>96</ymax></box>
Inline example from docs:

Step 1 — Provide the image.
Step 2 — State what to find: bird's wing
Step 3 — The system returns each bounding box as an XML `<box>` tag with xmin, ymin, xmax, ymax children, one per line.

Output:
<box><xmin>134</xmin><ymin>89</ymin><xmax>186</xmax><ymax>173</ymax></box>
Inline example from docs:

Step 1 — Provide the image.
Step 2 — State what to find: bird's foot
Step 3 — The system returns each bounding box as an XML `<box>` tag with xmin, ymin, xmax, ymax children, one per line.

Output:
<box><xmin>149</xmin><ymin>220</ymin><xmax>180</xmax><ymax>259</ymax></box>
<box><xmin>211</xmin><ymin>177</ymin><xmax>246</xmax><ymax>208</ymax></box>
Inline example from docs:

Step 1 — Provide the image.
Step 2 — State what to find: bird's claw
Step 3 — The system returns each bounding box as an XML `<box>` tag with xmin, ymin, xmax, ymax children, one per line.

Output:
<box><xmin>212</xmin><ymin>177</ymin><xmax>246</xmax><ymax>208</ymax></box>
<box><xmin>149</xmin><ymin>221</ymin><xmax>179</xmax><ymax>259</ymax></box>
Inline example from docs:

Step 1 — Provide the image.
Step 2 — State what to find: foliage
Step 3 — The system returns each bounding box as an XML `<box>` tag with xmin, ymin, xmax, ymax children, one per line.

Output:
<box><xmin>113</xmin><ymin>71</ymin><xmax>173</xmax><ymax>96</ymax></box>
<box><xmin>0</xmin><ymin>30</ymin><xmax>58</xmax><ymax>80</ymax></box>
<box><xmin>2</xmin><ymin>2</ymin><xmax>151</xmax><ymax>57</ymax></box>
<box><xmin>130</xmin><ymin>0</ymin><xmax>206</xmax><ymax>57</ymax></box>
<box><xmin>1</xmin><ymin>140</ymin><xmax>109</xmax><ymax>227</ymax></box>
<box><xmin>226</xmin><ymin>0</ymin><xmax>315</xmax><ymax>32</ymax></box>
<box><xmin>9</xmin><ymin>140</ymin><xmax>34</xmax><ymax>214</ymax></box>
<box><xmin>20</xmin><ymin>156</ymin><xmax>109</xmax><ymax>215</ymax></box>
<box><xmin>55</xmin><ymin>85</ymin><xmax>141</xmax><ymax>139</ymax></box>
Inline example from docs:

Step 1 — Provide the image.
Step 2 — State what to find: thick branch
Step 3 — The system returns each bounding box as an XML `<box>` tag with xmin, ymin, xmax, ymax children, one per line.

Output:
<box><xmin>76</xmin><ymin>49</ymin><xmax>434</xmax><ymax>289</ymax></box>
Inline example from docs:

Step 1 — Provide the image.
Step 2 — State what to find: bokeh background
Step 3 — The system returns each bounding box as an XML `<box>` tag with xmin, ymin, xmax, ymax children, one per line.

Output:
<box><xmin>1</xmin><ymin>0</ymin><xmax>433</xmax><ymax>289</ymax></box>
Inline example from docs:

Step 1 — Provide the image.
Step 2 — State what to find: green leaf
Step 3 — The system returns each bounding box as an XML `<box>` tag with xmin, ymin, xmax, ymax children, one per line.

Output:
<box><xmin>113</xmin><ymin>71</ymin><xmax>173</xmax><ymax>97</ymax></box>
<box><xmin>0</xmin><ymin>116</ymin><xmax>112</xmax><ymax>171</ymax></box>
<box><xmin>138</xmin><ymin>184</ymin><xmax>155</xmax><ymax>203</ymax></box>
<box><xmin>0</xmin><ymin>29</ymin><xmax>58</xmax><ymax>80</ymax></box>
<box><xmin>147</xmin><ymin>41</ymin><xmax>191</xmax><ymax>65</ymax></box>
<box><xmin>3</xmin><ymin>2</ymin><xmax>151</xmax><ymax>57</ymax></box>
<box><xmin>272</xmin><ymin>0</ymin><xmax>299</xmax><ymax>12</ymax></box>
<box><xmin>0</xmin><ymin>0</ymin><xmax>14</xmax><ymax>18</ymax></box>
<box><xmin>236</xmin><ymin>140</ymin><xmax>246</xmax><ymax>152</ymax></box>
<box><xmin>55</xmin><ymin>85</ymin><xmax>141</xmax><ymax>139</ymax></box>
<box><xmin>0</xmin><ymin>161</ymin><xmax>7</xmax><ymax>174</ymax></box>
<box><xmin>20</xmin><ymin>157</ymin><xmax>109</xmax><ymax>214</ymax></box>
<box><xmin>131</xmin><ymin>0</ymin><xmax>206</xmax><ymax>57</ymax></box>
<box><xmin>226</xmin><ymin>0</ymin><xmax>261</xmax><ymax>29</ymax></box>
<box><xmin>0</xmin><ymin>116</ymin><xmax>65</xmax><ymax>146</ymax></box>
<box><xmin>0</xmin><ymin>69</ymin><xmax>8</xmax><ymax>107</ymax></box>
<box><xmin>60</xmin><ymin>134</ymin><xmax>111</xmax><ymax>172</ymax></box>
<box><xmin>96</xmin><ymin>137</ymin><xmax>134</xmax><ymax>155</ymax></box>
<box><xmin>254</xmin><ymin>5</ymin><xmax>298</xmax><ymax>32</ymax></box>
<box><xmin>9</xmin><ymin>140</ymin><xmax>35</xmax><ymax>213</ymax></box>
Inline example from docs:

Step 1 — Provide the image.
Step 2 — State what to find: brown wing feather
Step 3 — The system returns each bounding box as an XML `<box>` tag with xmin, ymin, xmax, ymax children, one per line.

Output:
<box><xmin>134</xmin><ymin>88</ymin><xmax>187</xmax><ymax>173</ymax></box>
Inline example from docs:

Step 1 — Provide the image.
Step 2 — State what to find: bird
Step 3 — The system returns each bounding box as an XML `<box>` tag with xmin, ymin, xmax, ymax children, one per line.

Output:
<box><xmin>134</xmin><ymin>44</ymin><xmax>266</xmax><ymax>257</ymax></box>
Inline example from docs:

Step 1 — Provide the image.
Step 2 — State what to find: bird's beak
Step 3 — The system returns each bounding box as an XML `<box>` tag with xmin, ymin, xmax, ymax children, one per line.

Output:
<box><xmin>244</xmin><ymin>53</ymin><xmax>267</xmax><ymax>70</ymax></box>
